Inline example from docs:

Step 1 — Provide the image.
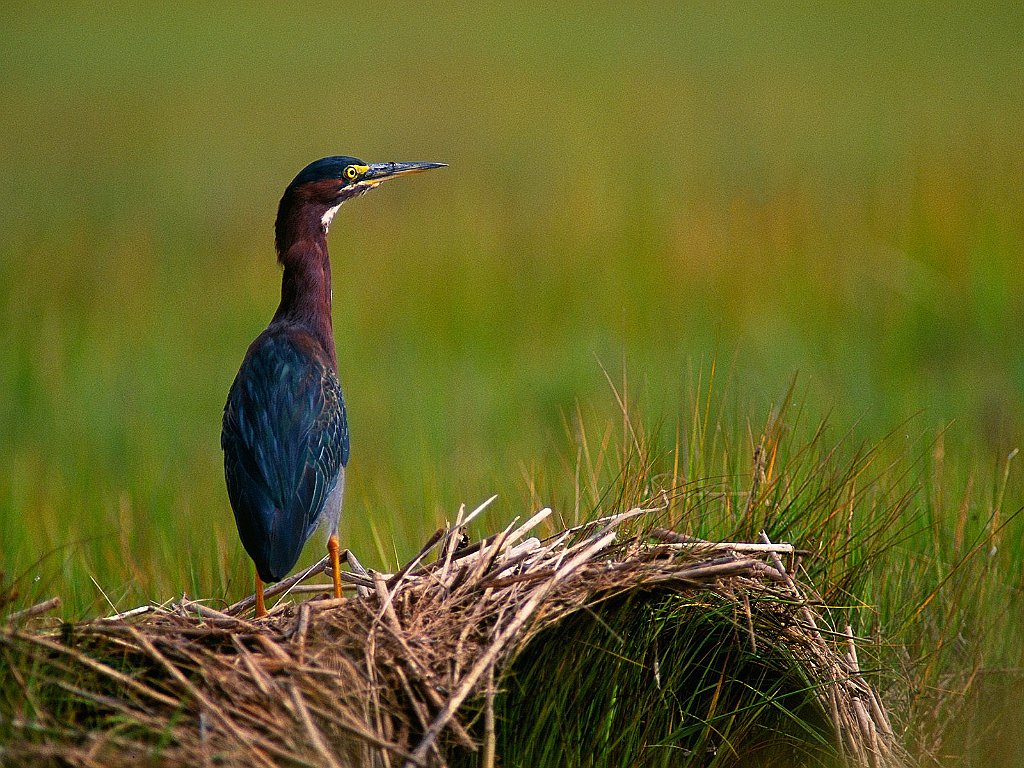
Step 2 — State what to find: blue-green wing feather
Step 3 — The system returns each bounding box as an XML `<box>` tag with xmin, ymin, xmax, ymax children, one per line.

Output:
<box><xmin>222</xmin><ymin>331</ymin><xmax>348</xmax><ymax>582</ymax></box>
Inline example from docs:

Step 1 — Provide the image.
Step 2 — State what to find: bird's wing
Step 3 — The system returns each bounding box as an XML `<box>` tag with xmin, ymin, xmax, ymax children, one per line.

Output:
<box><xmin>222</xmin><ymin>332</ymin><xmax>348</xmax><ymax>582</ymax></box>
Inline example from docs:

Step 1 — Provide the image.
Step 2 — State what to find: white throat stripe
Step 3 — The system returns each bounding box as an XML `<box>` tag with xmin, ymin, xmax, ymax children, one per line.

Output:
<box><xmin>321</xmin><ymin>204</ymin><xmax>342</xmax><ymax>232</ymax></box>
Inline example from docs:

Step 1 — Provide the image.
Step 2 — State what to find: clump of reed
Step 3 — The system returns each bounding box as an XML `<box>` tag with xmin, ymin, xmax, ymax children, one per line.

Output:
<box><xmin>0</xmin><ymin>493</ymin><xmax>902</xmax><ymax>767</ymax></box>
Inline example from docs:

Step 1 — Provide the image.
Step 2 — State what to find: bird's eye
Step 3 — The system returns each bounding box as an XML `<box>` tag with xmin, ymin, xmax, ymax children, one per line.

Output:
<box><xmin>344</xmin><ymin>165</ymin><xmax>359</xmax><ymax>180</ymax></box>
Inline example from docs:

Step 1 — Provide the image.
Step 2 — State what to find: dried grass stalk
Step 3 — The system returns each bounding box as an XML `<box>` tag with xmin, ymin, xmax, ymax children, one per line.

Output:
<box><xmin>0</xmin><ymin>502</ymin><xmax>904</xmax><ymax>767</ymax></box>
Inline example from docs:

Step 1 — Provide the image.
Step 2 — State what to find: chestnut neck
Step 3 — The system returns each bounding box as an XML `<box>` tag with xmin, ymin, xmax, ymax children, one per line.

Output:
<box><xmin>272</xmin><ymin>199</ymin><xmax>337</xmax><ymax>370</ymax></box>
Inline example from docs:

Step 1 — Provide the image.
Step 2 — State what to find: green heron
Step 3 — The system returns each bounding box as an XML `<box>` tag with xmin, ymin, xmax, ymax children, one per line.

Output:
<box><xmin>222</xmin><ymin>155</ymin><xmax>445</xmax><ymax>617</ymax></box>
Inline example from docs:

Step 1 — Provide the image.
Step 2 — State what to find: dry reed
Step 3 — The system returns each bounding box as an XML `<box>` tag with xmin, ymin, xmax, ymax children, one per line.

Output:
<box><xmin>0</xmin><ymin>501</ymin><xmax>903</xmax><ymax>767</ymax></box>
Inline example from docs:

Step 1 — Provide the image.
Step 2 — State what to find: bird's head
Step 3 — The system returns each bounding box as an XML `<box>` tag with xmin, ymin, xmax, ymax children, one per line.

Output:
<box><xmin>276</xmin><ymin>156</ymin><xmax>446</xmax><ymax>248</ymax></box>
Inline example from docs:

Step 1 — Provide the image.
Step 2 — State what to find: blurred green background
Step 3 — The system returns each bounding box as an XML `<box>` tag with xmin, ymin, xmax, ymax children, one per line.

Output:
<box><xmin>1</xmin><ymin>2</ymin><xmax>1023</xmax><ymax>618</ymax></box>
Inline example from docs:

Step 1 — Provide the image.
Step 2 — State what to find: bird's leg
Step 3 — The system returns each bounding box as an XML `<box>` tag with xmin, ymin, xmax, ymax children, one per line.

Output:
<box><xmin>328</xmin><ymin>534</ymin><xmax>342</xmax><ymax>599</ymax></box>
<box><xmin>255</xmin><ymin>571</ymin><xmax>267</xmax><ymax>618</ymax></box>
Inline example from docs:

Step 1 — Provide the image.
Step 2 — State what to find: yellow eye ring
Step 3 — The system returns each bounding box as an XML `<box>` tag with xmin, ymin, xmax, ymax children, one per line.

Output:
<box><xmin>344</xmin><ymin>165</ymin><xmax>359</xmax><ymax>180</ymax></box>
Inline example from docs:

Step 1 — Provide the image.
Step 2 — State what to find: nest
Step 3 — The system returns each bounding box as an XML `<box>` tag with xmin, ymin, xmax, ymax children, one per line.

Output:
<box><xmin>1</xmin><ymin>500</ymin><xmax>903</xmax><ymax>767</ymax></box>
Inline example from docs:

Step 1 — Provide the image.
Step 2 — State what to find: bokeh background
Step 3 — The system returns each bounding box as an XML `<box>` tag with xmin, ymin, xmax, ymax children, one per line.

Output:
<box><xmin>2</xmin><ymin>3</ymin><xmax>1023</xmax><ymax>622</ymax></box>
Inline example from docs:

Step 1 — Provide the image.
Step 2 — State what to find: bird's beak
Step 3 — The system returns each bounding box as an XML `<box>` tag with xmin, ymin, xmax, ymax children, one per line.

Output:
<box><xmin>356</xmin><ymin>161</ymin><xmax>447</xmax><ymax>189</ymax></box>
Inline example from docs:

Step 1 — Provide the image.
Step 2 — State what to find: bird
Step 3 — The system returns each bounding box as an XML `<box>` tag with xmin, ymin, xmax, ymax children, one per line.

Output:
<box><xmin>222</xmin><ymin>155</ymin><xmax>445</xmax><ymax>617</ymax></box>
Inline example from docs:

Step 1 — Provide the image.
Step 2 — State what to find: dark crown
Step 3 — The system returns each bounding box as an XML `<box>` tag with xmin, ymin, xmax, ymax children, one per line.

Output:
<box><xmin>286</xmin><ymin>156</ymin><xmax>365</xmax><ymax>191</ymax></box>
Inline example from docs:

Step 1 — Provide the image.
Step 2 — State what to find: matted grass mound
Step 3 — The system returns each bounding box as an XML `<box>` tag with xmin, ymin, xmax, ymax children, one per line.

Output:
<box><xmin>0</xmin><ymin>503</ymin><xmax>902</xmax><ymax>767</ymax></box>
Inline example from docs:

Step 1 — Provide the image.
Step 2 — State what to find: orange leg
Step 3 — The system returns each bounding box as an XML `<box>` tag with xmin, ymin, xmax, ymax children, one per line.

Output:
<box><xmin>255</xmin><ymin>571</ymin><xmax>267</xmax><ymax>618</ymax></box>
<box><xmin>328</xmin><ymin>534</ymin><xmax>342</xmax><ymax>599</ymax></box>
